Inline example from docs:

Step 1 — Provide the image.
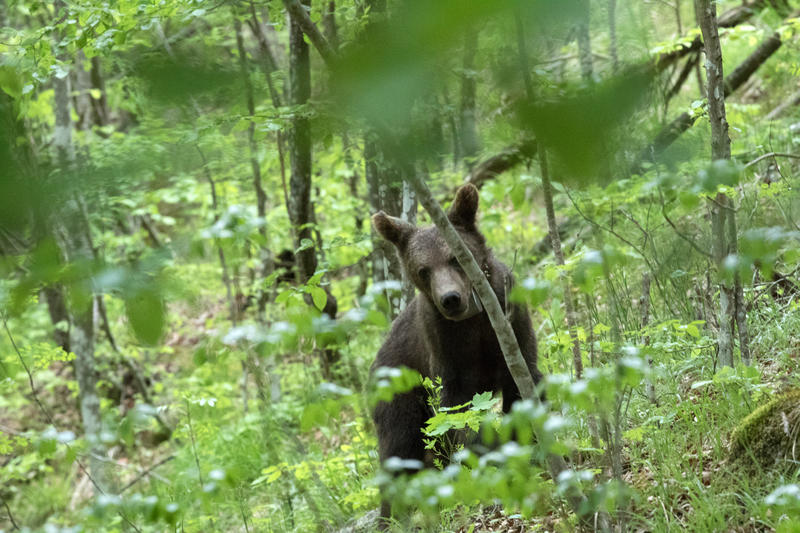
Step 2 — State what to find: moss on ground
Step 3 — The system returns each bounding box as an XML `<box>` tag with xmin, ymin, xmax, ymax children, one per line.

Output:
<box><xmin>730</xmin><ymin>389</ymin><xmax>800</xmax><ymax>468</ymax></box>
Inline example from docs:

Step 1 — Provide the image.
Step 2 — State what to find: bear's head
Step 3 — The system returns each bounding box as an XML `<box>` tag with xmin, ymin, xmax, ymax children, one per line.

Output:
<box><xmin>371</xmin><ymin>184</ymin><xmax>487</xmax><ymax>321</ymax></box>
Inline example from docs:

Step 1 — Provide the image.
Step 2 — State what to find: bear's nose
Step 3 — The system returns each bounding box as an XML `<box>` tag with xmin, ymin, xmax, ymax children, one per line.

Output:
<box><xmin>440</xmin><ymin>291</ymin><xmax>462</xmax><ymax>313</ymax></box>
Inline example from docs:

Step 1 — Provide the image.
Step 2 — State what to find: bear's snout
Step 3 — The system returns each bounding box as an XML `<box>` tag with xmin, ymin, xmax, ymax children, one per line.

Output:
<box><xmin>440</xmin><ymin>291</ymin><xmax>463</xmax><ymax>314</ymax></box>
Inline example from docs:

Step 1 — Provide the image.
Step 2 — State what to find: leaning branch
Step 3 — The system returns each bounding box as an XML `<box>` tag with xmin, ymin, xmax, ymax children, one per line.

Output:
<box><xmin>765</xmin><ymin>88</ymin><xmax>800</xmax><ymax>120</ymax></box>
<box><xmin>653</xmin><ymin>0</ymin><xmax>766</xmax><ymax>72</ymax></box>
<box><xmin>467</xmin><ymin>138</ymin><xmax>538</xmax><ymax>188</ymax></box>
<box><xmin>281</xmin><ymin>0</ymin><xmax>338</xmax><ymax>67</ymax></box>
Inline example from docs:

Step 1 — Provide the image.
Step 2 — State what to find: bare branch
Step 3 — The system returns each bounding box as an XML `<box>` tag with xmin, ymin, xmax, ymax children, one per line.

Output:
<box><xmin>744</xmin><ymin>151</ymin><xmax>800</xmax><ymax>168</ymax></box>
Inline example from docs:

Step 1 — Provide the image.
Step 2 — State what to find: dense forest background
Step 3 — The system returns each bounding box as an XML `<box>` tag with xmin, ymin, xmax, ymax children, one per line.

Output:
<box><xmin>2</xmin><ymin>0</ymin><xmax>800</xmax><ymax>531</ymax></box>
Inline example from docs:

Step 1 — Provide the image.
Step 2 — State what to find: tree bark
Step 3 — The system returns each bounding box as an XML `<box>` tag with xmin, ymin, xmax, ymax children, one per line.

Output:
<box><xmin>608</xmin><ymin>0</ymin><xmax>619</xmax><ymax>73</ymax></box>
<box><xmin>459</xmin><ymin>29</ymin><xmax>480</xmax><ymax>165</ymax></box>
<box><xmin>364</xmin><ymin>137</ymin><xmax>404</xmax><ymax>315</ymax></box>
<box><xmin>361</xmin><ymin>0</ymin><xmax>404</xmax><ymax>317</ymax></box>
<box><xmin>281</xmin><ymin>0</ymin><xmax>337</xmax><ymax>66</ymax></box>
<box><xmin>322</xmin><ymin>0</ymin><xmax>338</xmax><ymax>49</ymax></box>
<box><xmin>576</xmin><ymin>0</ymin><xmax>594</xmax><ymax>83</ymax></box>
<box><xmin>539</xmin><ymin>151</ymin><xmax>584</xmax><ymax>379</ymax></box>
<box><xmin>73</xmin><ymin>50</ymin><xmax>93</xmax><ymax>133</ymax></box>
<box><xmin>287</xmin><ymin>0</ymin><xmax>339</xmax><ymax>373</ymax></box>
<box><xmin>697</xmin><ymin>0</ymin><xmax>736</xmax><ymax>368</ymax></box>
<box><xmin>288</xmin><ymin>0</ymin><xmax>315</xmax><ymax>283</ymax></box>
<box><xmin>89</xmin><ymin>57</ymin><xmax>110</xmax><ymax>128</ymax></box>
<box><xmin>52</xmin><ymin>0</ymin><xmax>112</xmax><ymax>494</ymax></box>
<box><xmin>400</xmin><ymin>178</ymin><xmax>417</xmax><ymax>308</ymax></box>
<box><xmin>233</xmin><ymin>7</ymin><xmax>270</xmax><ymax>322</ymax></box>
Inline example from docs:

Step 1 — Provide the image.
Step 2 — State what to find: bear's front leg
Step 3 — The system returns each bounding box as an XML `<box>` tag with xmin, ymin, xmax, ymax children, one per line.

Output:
<box><xmin>373</xmin><ymin>388</ymin><xmax>431</xmax><ymax>526</ymax></box>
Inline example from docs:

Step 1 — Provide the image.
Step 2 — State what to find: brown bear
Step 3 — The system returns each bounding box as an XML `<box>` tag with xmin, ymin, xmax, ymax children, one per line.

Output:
<box><xmin>370</xmin><ymin>183</ymin><xmax>542</xmax><ymax>521</ymax></box>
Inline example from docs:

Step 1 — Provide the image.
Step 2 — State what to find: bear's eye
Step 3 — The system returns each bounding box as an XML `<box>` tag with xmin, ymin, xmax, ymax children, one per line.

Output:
<box><xmin>449</xmin><ymin>256</ymin><xmax>461</xmax><ymax>269</ymax></box>
<box><xmin>417</xmin><ymin>267</ymin><xmax>430</xmax><ymax>280</ymax></box>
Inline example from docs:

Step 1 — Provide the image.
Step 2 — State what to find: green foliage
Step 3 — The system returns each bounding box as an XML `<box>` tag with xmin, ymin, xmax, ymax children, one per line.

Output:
<box><xmin>2</xmin><ymin>0</ymin><xmax>800</xmax><ymax>531</ymax></box>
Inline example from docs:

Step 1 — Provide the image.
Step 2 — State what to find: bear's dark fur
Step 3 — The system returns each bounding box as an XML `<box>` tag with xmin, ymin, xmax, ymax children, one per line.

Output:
<box><xmin>370</xmin><ymin>184</ymin><xmax>542</xmax><ymax>520</ymax></box>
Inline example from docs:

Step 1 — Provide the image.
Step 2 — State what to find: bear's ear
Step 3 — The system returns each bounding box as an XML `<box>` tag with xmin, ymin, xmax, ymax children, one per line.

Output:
<box><xmin>448</xmin><ymin>184</ymin><xmax>479</xmax><ymax>228</ymax></box>
<box><xmin>372</xmin><ymin>211</ymin><xmax>414</xmax><ymax>247</ymax></box>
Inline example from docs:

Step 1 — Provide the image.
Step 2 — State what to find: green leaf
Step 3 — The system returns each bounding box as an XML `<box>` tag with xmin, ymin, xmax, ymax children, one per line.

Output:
<box><xmin>470</xmin><ymin>391</ymin><xmax>498</xmax><ymax>412</ymax></box>
<box><xmin>0</xmin><ymin>66</ymin><xmax>23</xmax><ymax>99</ymax></box>
<box><xmin>309</xmin><ymin>286</ymin><xmax>327</xmax><ymax>311</ymax></box>
<box><xmin>125</xmin><ymin>289</ymin><xmax>165</xmax><ymax>345</ymax></box>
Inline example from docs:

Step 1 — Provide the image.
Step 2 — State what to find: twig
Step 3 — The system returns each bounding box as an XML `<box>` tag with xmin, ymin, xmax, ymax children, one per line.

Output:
<box><xmin>3</xmin><ymin>317</ymin><xmax>57</xmax><ymax>427</ymax></box>
<box><xmin>120</xmin><ymin>455</ymin><xmax>176</xmax><ymax>493</ymax></box>
<box><xmin>3</xmin><ymin>317</ymin><xmax>142</xmax><ymax>532</ymax></box>
<box><xmin>185</xmin><ymin>400</ymin><xmax>204</xmax><ymax>488</ymax></box>
<box><xmin>744</xmin><ymin>151</ymin><xmax>800</xmax><ymax>168</ymax></box>
<box><xmin>1</xmin><ymin>497</ymin><xmax>19</xmax><ymax>531</ymax></box>
<box><xmin>658</xmin><ymin>193</ymin><xmax>712</xmax><ymax>258</ymax></box>
<box><xmin>564</xmin><ymin>187</ymin><xmax>678</xmax><ymax>317</ymax></box>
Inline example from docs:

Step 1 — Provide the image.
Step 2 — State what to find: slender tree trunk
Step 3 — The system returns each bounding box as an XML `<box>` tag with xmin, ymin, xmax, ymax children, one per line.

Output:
<box><xmin>697</xmin><ymin>0</ymin><xmax>736</xmax><ymax>368</ymax></box>
<box><xmin>73</xmin><ymin>51</ymin><xmax>93</xmax><ymax>133</ymax></box>
<box><xmin>361</xmin><ymin>0</ymin><xmax>404</xmax><ymax>317</ymax></box>
<box><xmin>288</xmin><ymin>0</ymin><xmax>315</xmax><ymax>284</ymax></box>
<box><xmin>608</xmin><ymin>0</ymin><xmax>619</xmax><ymax>73</ymax></box>
<box><xmin>287</xmin><ymin>0</ymin><xmax>339</xmax><ymax>374</ymax></box>
<box><xmin>42</xmin><ymin>285</ymin><xmax>71</xmax><ymax>352</ymax></box>
<box><xmin>89</xmin><ymin>57</ymin><xmax>110</xmax><ymax>128</ymax></box>
<box><xmin>52</xmin><ymin>0</ymin><xmax>112</xmax><ymax>494</ymax></box>
<box><xmin>364</xmin><ymin>138</ymin><xmax>404</xmax><ymax>313</ymax></box>
<box><xmin>321</xmin><ymin>0</ymin><xmax>338</xmax><ymax>48</ymax></box>
<box><xmin>539</xmin><ymin>151</ymin><xmax>583</xmax><ymax>379</ymax></box>
<box><xmin>577</xmin><ymin>0</ymin><xmax>594</xmax><ymax>83</ymax></box>
<box><xmin>728</xmin><ymin>209</ymin><xmax>751</xmax><ymax>365</ymax></box>
<box><xmin>640</xmin><ymin>273</ymin><xmax>658</xmax><ymax>404</ymax></box>
<box><xmin>233</xmin><ymin>8</ymin><xmax>270</xmax><ymax>319</ymax></box>
<box><xmin>459</xmin><ymin>29</ymin><xmax>480</xmax><ymax>166</ymax></box>
<box><xmin>400</xmin><ymin>176</ymin><xmax>417</xmax><ymax>308</ymax></box>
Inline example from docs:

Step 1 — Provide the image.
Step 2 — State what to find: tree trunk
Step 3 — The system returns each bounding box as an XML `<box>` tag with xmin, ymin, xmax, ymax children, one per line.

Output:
<box><xmin>608</xmin><ymin>0</ymin><xmax>619</xmax><ymax>73</ymax></box>
<box><xmin>89</xmin><ymin>57</ymin><xmax>110</xmax><ymax>128</ymax></box>
<box><xmin>539</xmin><ymin>150</ymin><xmax>583</xmax><ymax>379</ymax></box>
<box><xmin>73</xmin><ymin>51</ymin><xmax>93</xmax><ymax>133</ymax></box>
<box><xmin>361</xmin><ymin>0</ymin><xmax>404</xmax><ymax>317</ymax></box>
<box><xmin>288</xmin><ymin>0</ymin><xmax>315</xmax><ymax>283</ymax></box>
<box><xmin>52</xmin><ymin>1</ymin><xmax>112</xmax><ymax>493</ymax></box>
<box><xmin>697</xmin><ymin>0</ymin><xmax>736</xmax><ymax>368</ymax></box>
<box><xmin>364</xmin><ymin>138</ymin><xmax>404</xmax><ymax>314</ymax></box>
<box><xmin>42</xmin><ymin>285</ymin><xmax>71</xmax><ymax>353</ymax></box>
<box><xmin>459</xmin><ymin>29</ymin><xmax>480</xmax><ymax>166</ymax></box>
<box><xmin>577</xmin><ymin>0</ymin><xmax>594</xmax><ymax>83</ymax></box>
<box><xmin>400</xmin><ymin>175</ymin><xmax>417</xmax><ymax>308</ymax></box>
<box><xmin>287</xmin><ymin>0</ymin><xmax>339</xmax><ymax>373</ymax></box>
<box><xmin>322</xmin><ymin>0</ymin><xmax>338</xmax><ymax>49</ymax></box>
<box><xmin>233</xmin><ymin>8</ymin><xmax>270</xmax><ymax>320</ymax></box>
